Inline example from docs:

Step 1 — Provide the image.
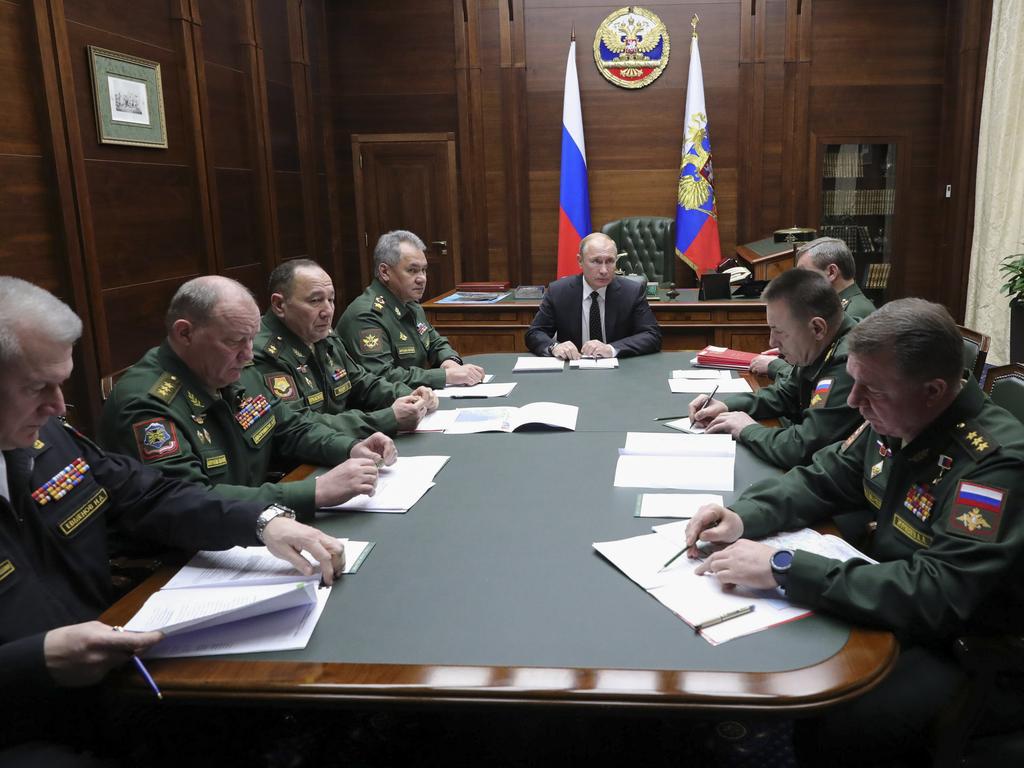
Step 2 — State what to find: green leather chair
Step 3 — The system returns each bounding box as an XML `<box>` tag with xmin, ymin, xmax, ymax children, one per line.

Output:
<box><xmin>601</xmin><ymin>217</ymin><xmax>676</xmax><ymax>283</ymax></box>
<box><xmin>958</xmin><ymin>325</ymin><xmax>990</xmax><ymax>382</ymax></box>
<box><xmin>984</xmin><ymin>362</ymin><xmax>1024</xmax><ymax>422</ymax></box>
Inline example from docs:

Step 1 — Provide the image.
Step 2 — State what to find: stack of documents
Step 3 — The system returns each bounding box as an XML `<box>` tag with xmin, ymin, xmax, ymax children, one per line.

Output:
<box><xmin>513</xmin><ymin>357</ymin><xmax>565</xmax><ymax>372</ymax></box>
<box><xmin>593</xmin><ymin>526</ymin><xmax>873</xmax><ymax>644</ymax></box>
<box><xmin>671</xmin><ymin>369</ymin><xmax>733</xmax><ymax>381</ymax></box>
<box><xmin>123</xmin><ymin>540</ymin><xmax>372</xmax><ymax>658</ymax></box>
<box><xmin>327</xmin><ymin>455</ymin><xmax>450</xmax><ymax>513</ymax></box>
<box><xmin>569</xmin><ymin>357</ymin><xmax>619</xmax><ymax>369</ymax></box>
<box><xmin>433</xmin><ymin>382</ymin><xmax>516</xmax><ymax>398</ymax></box>
<box><xmin>614</xmin><ymin>432</ymin><xmax>735</xmax><ymax>491</ymax></box>
<box><xmin>634</xmin><ymin>493</ymin><xmax>723</xmax><ymax>518</ymax></box>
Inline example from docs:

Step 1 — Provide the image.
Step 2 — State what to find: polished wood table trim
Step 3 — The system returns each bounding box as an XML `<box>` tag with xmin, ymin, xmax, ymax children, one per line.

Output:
<box><xmin>101</xmin><ymin>451</ymin><xmax>898</xmax><ymax>713</ymax></box>
<box><xmin>421</xmin><ymin>289</ymin><xmax>770</xmax><ymax>354</ymax></box>
<box><xmin>102</xmin><ymin>566</ymin><xmax>896</xmax><ymax>711</ymax></box>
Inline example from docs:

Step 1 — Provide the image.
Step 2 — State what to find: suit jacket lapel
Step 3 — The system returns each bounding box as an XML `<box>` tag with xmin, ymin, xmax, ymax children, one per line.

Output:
<box><xmin>569</xmin><ymin>274</ymin><xmax>584</xmax><ymax>347</ymax></box>
<box><xmin>603</xmin><ymin>279</ymin><xmax>620</xmax><ymax>340</ymax></box>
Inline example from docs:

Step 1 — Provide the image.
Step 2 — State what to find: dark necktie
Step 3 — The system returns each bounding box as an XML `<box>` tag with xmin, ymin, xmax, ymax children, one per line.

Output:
<box><xmin>589</xmin><ymin>291</ymin><xmax>604</xmax><ymax>343</ymax></box>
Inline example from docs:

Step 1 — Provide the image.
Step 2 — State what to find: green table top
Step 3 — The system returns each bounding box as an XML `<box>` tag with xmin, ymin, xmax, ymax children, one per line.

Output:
<box><xmin>236</xmin><ymin>352</ymin><xmax>849</xmax><ymax>674</ymax></box>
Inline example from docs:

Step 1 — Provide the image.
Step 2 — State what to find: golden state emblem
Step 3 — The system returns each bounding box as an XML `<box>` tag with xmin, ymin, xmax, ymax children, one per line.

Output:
<box><xmin>594</xmin><ymin>7</ymin><xmax>670</xmax><ymax>89</ymax></box>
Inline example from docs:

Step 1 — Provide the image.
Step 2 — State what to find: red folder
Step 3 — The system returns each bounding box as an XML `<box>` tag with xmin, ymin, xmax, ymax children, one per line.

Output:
<box><xmin>695</xmin><ymin>346</ymin><xmax>778</xmax><ymax>370</ymax></box>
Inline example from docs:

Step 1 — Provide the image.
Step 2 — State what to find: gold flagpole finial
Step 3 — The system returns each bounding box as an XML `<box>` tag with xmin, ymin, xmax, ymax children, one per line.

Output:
<box><xmin>691</xmin><ymin>13</ymin><xmax>700</xmax><ymax>39</ymax></box>
<box><xmin>571</xmin><ymin>23</ymin><xmax>575</xmax><ymax>42</ymax></box>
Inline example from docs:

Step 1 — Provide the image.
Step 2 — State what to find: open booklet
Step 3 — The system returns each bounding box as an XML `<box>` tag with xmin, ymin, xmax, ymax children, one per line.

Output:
<box><xmin>444</xmin><ymin>402</ymin><xmax>578</xmax><ymax>434</ymax></box>
<box><xmin>123</xmin><ymin>539</ymin><xmax>372</xmax><ymax>658</ymax></box>
<box><xmin>594</xmin><ymin>525</ymin><xmax>874</xmax><ymax>645</ymax></box>
<box><xmin>614</xmin><ymin>432</ymin><xmax>735</xmax><ymax>492</ymax></box>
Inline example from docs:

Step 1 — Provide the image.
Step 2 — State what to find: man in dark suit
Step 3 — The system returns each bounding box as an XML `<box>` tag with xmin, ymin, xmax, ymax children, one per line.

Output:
<box><xmin>525</xmin><ymin>233</ymin><xmax>662</xmax><ymax>359</ymax></box>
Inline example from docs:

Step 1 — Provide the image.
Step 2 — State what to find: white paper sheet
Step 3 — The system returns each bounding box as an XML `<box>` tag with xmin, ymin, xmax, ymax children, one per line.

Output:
<box><xmin>434</xmin><ymin>382</ymin><xmax>516</xmax><ymax>398</ymax></box>
<box><xmin>163</xmin><ymin>540</ymin><xmax>374</xmax><ymax>589</ymax></box>
<box><xmin>621</xmin><ymin>432</ymin><xmax>735</xmax><ymax>458</ymax></box>
<box><xmin>413</xmin><ymin>409</ymin><xmax>459</xmax><ymax>432</ymax></box>
<box><xmin>513</xmin><ymin>357</ymin><xmax>565</xmax><ymax>372</ymax></box>
<box><xmin>328</xmin><ymin>456</ymin><xmax>449</xmax><ymax>512</ymax></box>
<box><xmin>141</xmin><ymin>585</ymin><xmax>332</xmax><ymax>658</ymax></box>
<box><xmin>671</xmin><ymin>369</ymin><xmax>733</xmax><ymax>380</ymax></box>
<box><xmin>661</xmin><ymin>417</ymin><xmax>706</xmax><ymax>435</ymax></box>
<box><xmin>637</xmin><ymin>494</ymin><xmax>723</xmax><ymax>519</ymax></box>
<box><xmin>613</xmin><ymin>454</ymin><xmax>734</xmax><ymax>491</ymax></box>
<box><xmin>668</xmin><ymin>378</ymin><xmax>753</xmax><ymax>394</ymax></box>
<box><xmin>569</xmin><ymin>357</ymin><xmax>619</xmax><ymax>369</ymax></box>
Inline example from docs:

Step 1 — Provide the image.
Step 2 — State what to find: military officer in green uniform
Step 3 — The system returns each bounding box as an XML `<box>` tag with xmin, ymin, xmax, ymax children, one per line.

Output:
<box><xmin>688</xmin><ymin>269</ymin><xmax>861</xmax><ymax>468</ymax></box>
<box><xmin>750</xmin><ymin>236</ymin><xmax>876</xmax><ymax>379</ymax></box>
<box><xmin>336</xmin><ymin>230</ymin><xmax>486</xmax><ymax>389</ymax></box>
<box><xmin>684</xmin><ymin>299</ymin><xmax>1024</xmax><ymax>766</ymax></box>
<box><xmin>255</xmin><ymin>258</ymin><xmax>438</xmax><ymax>437</ymax></box>
<box><xmin>100</xmin><ymin>276</ymin><xmax>396</xmax><ymax>521</ymax></box>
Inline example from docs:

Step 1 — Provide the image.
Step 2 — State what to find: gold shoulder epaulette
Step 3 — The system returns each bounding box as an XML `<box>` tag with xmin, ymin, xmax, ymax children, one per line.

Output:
<box><xmin>263</xmin><ymin>336</ymin><xmax>281</xmax><ymax>358</ymax></box>
<box><xmin>839</xmin><ymin>421</ymin><xmax>869</xmax><ymax>454</ymax></box>
<box><xmin>371</xmin><ymin>295</ymin><xmax>386</xmax><ymax>315</ymax></box>
<box><xmin>952</xmin><ymin>420</ymin><xmax>999</xmax><ymax>459</ymax></box>
<box><xmin>148</xmin><ymin>372</ymin><xmax>182</xmax><ymax>404</ymax></box>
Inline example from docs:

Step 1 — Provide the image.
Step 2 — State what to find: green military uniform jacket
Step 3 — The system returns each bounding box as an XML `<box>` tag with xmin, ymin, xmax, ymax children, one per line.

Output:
<box><xmin>721</xmin><ymin>315</ymin><xmax>860</xmax><ymax>468</ymax></box>
<box><xmin>766</xmin><ymin>283</ymin><xmax>875</xmax><ymax>379</ymax></box>
<box><xmin>335</xmin><ymin>278</ymin><xmax>460</xmax><ymax>389</ymax></box>
<box><xmin>733</xmin><ymin>378</ymin><xmax>1024</xmax><ymax>644</ymax></box>
<box><xmin>254</xmin><ymin>312</ymin><xmax>412</xmax><ymax>437</ymax></box>
<box><xmin>99</xmin><ymin>342</ymin><xmax>359</xmax><ymax>519</ymax></box>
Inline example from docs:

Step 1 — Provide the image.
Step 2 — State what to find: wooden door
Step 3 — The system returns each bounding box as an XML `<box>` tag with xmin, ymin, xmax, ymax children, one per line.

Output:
<box><xmin>351</xmin><ymin>133</ymin><xmax>461</xmax><ymax>298</ymax></box>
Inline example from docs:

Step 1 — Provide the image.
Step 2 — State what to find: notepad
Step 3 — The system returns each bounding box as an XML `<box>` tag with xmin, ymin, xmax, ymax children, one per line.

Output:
<box><xmin>513</xmin><ymin>357</ymin><xmax>565</xmax><ymax>372</ymax></box>
<box><xmin>661</xmin><ymin>417</ymin><xmax>706</xmax><ymax>435</ymax></box>
<box><xmin>443</xmin><ymin>402</ymin><xmax>578</xmax><ymax>433</ymax></box>
<box><xmin>635</xmin><ymin>493</ymin><xmax>723</xmax><ymax>518</ymax></box>
<box><xmin>668</xmin><ymin>378</ymin><xmax>753</xmax><ymax>394</ymax></box>
<box><xmin>613</xmin><ymin>433</ymin><xmax>735</xmax><ymax>491</ymax></box>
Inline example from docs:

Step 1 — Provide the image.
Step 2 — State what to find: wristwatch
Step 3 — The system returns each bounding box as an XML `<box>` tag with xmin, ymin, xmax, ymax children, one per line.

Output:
<box><xmin>255</xmin><ymin>503</ymin><xmax>296</xmax><ymax>543</ymax></box>
<box><xmin>770</xmin><ymin>548</ymin><xmax>795</xmax><ymax>589</ymax></box>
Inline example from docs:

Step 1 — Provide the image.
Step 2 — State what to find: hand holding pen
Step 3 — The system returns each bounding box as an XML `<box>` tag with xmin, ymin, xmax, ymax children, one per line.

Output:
<box><xmin>687</xmin><ymin>383</ymin><xmax>725</xmax><ymax>427</ymax></box>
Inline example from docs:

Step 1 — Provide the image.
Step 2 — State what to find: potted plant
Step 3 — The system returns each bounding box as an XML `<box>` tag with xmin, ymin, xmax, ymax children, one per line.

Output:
<box><xmin>998</xmin><ymin>252</ymin><xmax>1024</xmax><ymax>362</ymax></box>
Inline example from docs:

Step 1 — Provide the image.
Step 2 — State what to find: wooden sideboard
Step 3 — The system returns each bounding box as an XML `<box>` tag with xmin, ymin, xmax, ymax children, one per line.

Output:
<box><xmin>422</xmin><ymin>288</ymin><xmax>769</xmax><ymax>356</ymax></box>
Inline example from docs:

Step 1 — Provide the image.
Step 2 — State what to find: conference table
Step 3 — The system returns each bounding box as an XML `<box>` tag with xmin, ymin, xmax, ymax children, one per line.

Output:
<box><xmin>102</xmin><ymin>352</ymin><xmax>897</xmax><ymax>714</ymax></box>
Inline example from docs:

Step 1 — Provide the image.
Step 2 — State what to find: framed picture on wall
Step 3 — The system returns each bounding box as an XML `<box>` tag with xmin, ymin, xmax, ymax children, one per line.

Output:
<box><xmin>87</xmin><ymin>46</ymin><xmax>167</xmax><ymax>148</ymax></box>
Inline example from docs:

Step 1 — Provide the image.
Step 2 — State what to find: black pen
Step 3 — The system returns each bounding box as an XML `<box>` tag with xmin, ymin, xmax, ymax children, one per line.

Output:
<box><xmin>451</xmin><ymin>395</ymin><xmax>488</xmax><ymax>399</ymax></box>
<box><xmin>699</xmin><ymin>383</ymin><xmax>720</xmax><ymax>410</ymax></box>
<box><xmin>694</xmin><ymin>605</ymin><xmax>755</xmax><ymax>633</ymax></box>
<box><xmin>112</xmin><ymin>626</ymin><xmax>162</xmax><ymax>700</ymax></box>
<box><xmin>652</xmin><ymin>415</ymin><xmax>687</xmax><ymax>421</ymax></box>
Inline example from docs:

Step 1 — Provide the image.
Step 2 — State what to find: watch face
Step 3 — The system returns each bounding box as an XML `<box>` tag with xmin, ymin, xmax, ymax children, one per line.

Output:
<box><xmin>772</xmin><ymin>549</ymin><xmax>795</xmax><ymax>570</ymax></box>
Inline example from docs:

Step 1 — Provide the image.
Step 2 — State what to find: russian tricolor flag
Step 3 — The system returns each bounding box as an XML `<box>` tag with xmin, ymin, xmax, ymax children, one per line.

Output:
<box><xmin>674</xmin><ymin>28</ymin><xmax>721</xmax><ymax>276</ymax></box>
<box><xmin>956</xmin><ymin>482</ymin><xmax>1004</xmax><ymax>512</ymax></box>
<box><xmin>556</xmin><ymin>35</ymin><xmax>591</xmax><ymax>279</ymax></box>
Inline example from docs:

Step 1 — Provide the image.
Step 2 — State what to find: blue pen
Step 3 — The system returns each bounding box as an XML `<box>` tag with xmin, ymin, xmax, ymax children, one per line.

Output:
<box><xmin>113</xmin><ymin>626</ymin><xmax>162</xmax><ymax>700</ymax></box>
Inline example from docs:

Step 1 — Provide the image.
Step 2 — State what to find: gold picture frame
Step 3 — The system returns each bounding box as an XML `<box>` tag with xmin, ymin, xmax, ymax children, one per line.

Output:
<box><xmin>88</xmin><ymin>46</ymin><xmax>167</xmax><ymax>149</ymax></box>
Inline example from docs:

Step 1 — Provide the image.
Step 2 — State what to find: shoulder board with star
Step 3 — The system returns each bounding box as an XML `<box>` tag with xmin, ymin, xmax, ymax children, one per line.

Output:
<box><xmin>952</xmin><ymin>420</ymin><xmax>999</xmax><ymax>459</ymax></box>
<box><xmin>263</xmin><ymin>336</ymin><xmax>282</xmax><ymax>358</ymax></box>
<box><xmin>148</xmin><ymin>372</ymin><xmax>182</xmax><ymax>404</ymax></box>
<box><xmin>839</xmin><ymin>421</ymin><xmax>869</xmax><ymax>454</ymax></box>
<box><xmin>371</xmin><ymin>295</ymin><xmax>386</xmax><ymax>315</ymax></box>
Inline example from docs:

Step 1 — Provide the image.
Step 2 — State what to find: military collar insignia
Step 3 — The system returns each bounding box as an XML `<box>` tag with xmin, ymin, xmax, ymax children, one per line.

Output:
<box><xmin>399</xmin><ymin>331</ymin><xmax>409</xmax><ymax>341</ymax></box>
<box><xmin>876</xmin><ymin>439</ymin><xmax>892</xmax><ymax>458</ymax></box>
<box><xmin>32</xmin><ymin>439</ymin><xmax>45</xmax><ymax>451</ymax></box>
<box><xmin>822</xmin><ymin>339</ymin><xmax>839</xmax><ymax>365</ymax></box>
<box><xmin>31</xmin><ymin>457</ymin><xmax>90</xmax><ymax>506</ymax></box>
<box><xmin>841</xmin><ymin>297</ymin><xmax>850</xmax><ymax>309</ymax></box>
<box><xmin>372</xmin><ymin>295</ymin><xmax>386</xmax><ymax>315</ymax></box>
<box><xmin>148</xmin><ymin>372</ymin><xmax>182</xmax><ymax>404</ymax></box>
<box><xmin>196</xmin><ymin>426</ymin><xmax>213</xmax><ymax>445</ymax></box>
<box><xmin>291</xmin><ymin>347</ymin><xmax>305</xmax><ymax>361</ymax></box>
<box><xmin>186</xmin><ymin>390</ymin><xmax>208</xmax><ymax>413</ymax></box>
<box><xmin>394</xmin><ymin>306</ymin><xmax>403</xmax><ymax>318</ymax></box>
<box><xmin>263</xmin><ymin>338</ymin><xmax>281</xmax><ymax>358</ymax></box>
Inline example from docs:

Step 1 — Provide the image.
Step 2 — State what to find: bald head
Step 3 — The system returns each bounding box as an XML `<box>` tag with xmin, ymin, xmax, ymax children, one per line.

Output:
<box><xmin>166</xmin><ymin>276</ymin><xmax>260</xmax><ymax>391</ymax></box>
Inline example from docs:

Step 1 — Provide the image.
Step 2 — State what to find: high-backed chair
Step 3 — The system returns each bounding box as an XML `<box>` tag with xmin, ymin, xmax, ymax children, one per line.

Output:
<box><xmin>957</xmin><ymin>325</ymin><xmax>990</xmax><ymax>382</ymax></box>
<box><xmin>983</xmin><ymin>362</ymin><xmax>1024</xmax><ymax>422</ymax></box>
<box><xmin>601</xmin><ymin>217</ymin><xmax>675</xmax><ymax>283</ymax></box>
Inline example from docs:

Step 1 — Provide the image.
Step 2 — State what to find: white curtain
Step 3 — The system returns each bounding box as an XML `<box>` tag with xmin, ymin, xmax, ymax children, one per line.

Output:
<box><xmin>965</xmin><ymin>1</ymin><xmax>1024</xmax><ymax>365</ymax></box>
